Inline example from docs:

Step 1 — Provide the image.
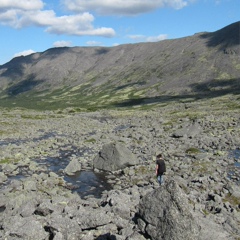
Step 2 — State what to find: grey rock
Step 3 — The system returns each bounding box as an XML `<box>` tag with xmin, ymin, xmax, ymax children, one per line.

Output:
<box><xmin>173</xmin><ymin>122</ymin><xmax>202</xmax><ymax>138</ymax></box>
<box><xmin>18</xmin><ymin>199</ymin><xmax>38</xmax><ymax>217</ymax></box>
<box><xmin>53</xmin><ymin>232</ymin><xmax>64</xmax><ymax>240</ymax></box>
<box><xmin>23</xmin><ymin>179</ymin><xmax>37</xmax><ymax>191</ymax></box>
<box><xmin>138</xmin><ymin>179</ymin><xmax>200</xmax><ymax>240</ymax></box>
<box><xmin>126</xmin><ymin>231</ymin><xmax>146</xmax><ymax>240</ymax></box>
<box><xmin>195</xmin><ymin>213</ymin><xmax>236</xmax><ymax>240</ymax></box>
<box><xmin>231</xmin><ymin>185</ymin><xmax>240</xmax><ymax>198</ymax></box>
<box><xmin>0</xmin><ymin>172</ymin><xmax>7</xmax><ymax>184</ymax></box>
<box><xmin>2</xmin><ymin>216</ymin><xmax>49</xmax><ymax>239</ymax></box>
<box><xmin>104</xmin><ymin>190</ymin><xmax>132</xmax><ymax>219</ymax></box>
<box><xmin>2</xmin><ymin>163</ymin><xmax>18</xmax><ymax>174</ymax></box>
<box><xmin>93</xmin><ymin>142</ymin><xmax>139</xmax><ymax>171</ymax></box>
<box><xmin>47</xmin><ymin>214</ymin><xmax>81</xmax><ymax>239</ymax></box>
<box><xmin>64</xmin><ymin>157</ymin><xmax>81</xmax><ymax>175</ymax></box>
<box><xmin>76</xmin><ymin>208</ymin><xmax>114</xmax><ymax>230</ymax></box>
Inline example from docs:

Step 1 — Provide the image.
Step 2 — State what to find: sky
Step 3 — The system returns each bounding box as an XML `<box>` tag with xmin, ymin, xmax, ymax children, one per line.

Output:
<box><xmin>0</xmin><ymin>0</ymin><xmax>239</xmax><ymax>65</ymax></box>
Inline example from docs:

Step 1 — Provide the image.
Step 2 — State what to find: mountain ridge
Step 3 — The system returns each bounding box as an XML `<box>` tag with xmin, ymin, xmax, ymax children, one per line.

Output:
<box><xmin>0</xmin><ymin>21</ymin><xmax>239</xmax><ymax>110</ymax></box>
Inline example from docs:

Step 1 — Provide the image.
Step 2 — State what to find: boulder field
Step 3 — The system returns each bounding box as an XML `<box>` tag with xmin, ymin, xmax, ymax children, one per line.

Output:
<box><xmin>0</xmin><ymin>101</ymin><xmax>239</xmax><ymax>239</ymax></box>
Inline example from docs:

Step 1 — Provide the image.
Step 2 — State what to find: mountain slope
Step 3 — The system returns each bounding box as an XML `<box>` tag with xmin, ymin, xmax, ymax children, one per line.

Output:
<box><xmin>0</xmin><ymin>21</ymin><xmax>239</xmax><ymax>110</ymax></box>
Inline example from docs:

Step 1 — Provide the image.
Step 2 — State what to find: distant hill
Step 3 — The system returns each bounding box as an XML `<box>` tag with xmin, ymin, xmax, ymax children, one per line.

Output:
<box><xmin>0</xmin><ymin>21</ymin><xmax>239</xmax><ymax>110</ymax></box>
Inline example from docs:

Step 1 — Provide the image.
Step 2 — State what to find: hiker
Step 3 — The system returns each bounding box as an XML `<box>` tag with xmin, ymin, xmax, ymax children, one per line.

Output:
<box><xmin>155</xmin><ymin>154</ymin><xmax>166</xmax><ymax>185</ymax></box>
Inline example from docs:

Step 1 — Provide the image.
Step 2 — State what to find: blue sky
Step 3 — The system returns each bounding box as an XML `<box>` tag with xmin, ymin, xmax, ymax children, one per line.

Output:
<box><xmin>0</xmin><ymin>0</ymin><xmax>239</xmax><ymax>65</ymax></box>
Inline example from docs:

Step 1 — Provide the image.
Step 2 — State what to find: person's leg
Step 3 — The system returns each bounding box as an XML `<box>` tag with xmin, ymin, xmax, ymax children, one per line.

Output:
<box><xmin>158</xmin><ymin>174</ymin><xmax>164</xmax><ymax>185</ymax></box>
<box><xmin>161</xmin><ymin>174</ymin><xmax>164</xmax><ymax>185</ymax></box>
<box><xmin>157</xmin><ymin>175</ymin><xmax>161</xmax><ymax>184</ymax></box>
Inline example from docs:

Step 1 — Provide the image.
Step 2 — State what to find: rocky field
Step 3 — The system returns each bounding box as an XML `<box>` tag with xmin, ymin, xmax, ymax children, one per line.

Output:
<box><xmin>0</xmin><ymin>96</ymin><xmax>240</xmax><ymax>240</ymax></box>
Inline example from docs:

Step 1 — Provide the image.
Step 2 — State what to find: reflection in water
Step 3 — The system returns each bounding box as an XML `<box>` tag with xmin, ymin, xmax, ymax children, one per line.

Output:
<box><xmin>37</xmin><ymin>156</ymin><xmax>112</xmax><ymax>198</ymax></box>
<box><xmin>228</xmin><ymin>149</ymin><xmax>240</xmax><ymax>183</ymax></box>
<box><xmin>65</xmin><ymin>171</ymin><xmax>112</xmax><ymax>198</ymax></box>
<box><xmin>228</xmin><ymin>149</ymin><xmax>240</xmax><ymax>166</ymax></box>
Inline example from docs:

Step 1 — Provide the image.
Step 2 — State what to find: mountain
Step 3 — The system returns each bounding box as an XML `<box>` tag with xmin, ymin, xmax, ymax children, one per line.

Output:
<box><xmin>0</xmin><ymin>21</ymin><xmax>239</xmax><ymax>110</ymax></box>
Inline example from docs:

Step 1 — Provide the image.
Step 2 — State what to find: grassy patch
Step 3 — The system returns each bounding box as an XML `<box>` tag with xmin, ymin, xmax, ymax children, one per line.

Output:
<box><xmin>186</xmin><ymin>147</ymin><xmax>201</xmax><ymax>154</ymax></box>
<box><xmin>134</xmin><ymin>165</ymin><xmax>150</xmax><ymax>175</ymax></box>
<box><xmin>20</xmin><ymin>114</ymin><xmax>47</xmax><ymax>120</ymax></box>
<box><xmin>202</xmin><ymin>209</ymin><xmax>210</xmax><ymax>216</ymax></box>
<box><xmin>223</xmin><ymin>193</ymin><xmax>240</xmax><ymax>209</ymax></box>
<box><xmin>0</xmin><ymin>80</ymin><xmax>239</xmax><ymax>113</ymax></box>
<box><xmin>0</xmin><ymin>158</ymin><xmax>13</xmax><ymax>164</ymax></box>
<box><xmin>0</xmin><ymin>130</ymin><xmax>7</xmax><ymax>135</ymax></box>
<box><xmin>84</xmin><ymin>138</ymin><xmax>96</xmax><ymax>143</ymax></box>
<box><xmin>191</xmin><ymin>161</ymin><xmax>212</xmax><ymax>174</ymax></box>
<box><xmin>225</xmin><ymin>101</ymin><xmax>240</xmax><ymax>110</ymax></box>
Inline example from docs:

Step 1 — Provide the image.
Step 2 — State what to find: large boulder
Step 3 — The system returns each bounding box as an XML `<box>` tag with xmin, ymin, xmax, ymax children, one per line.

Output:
<box><xmin>0</xmin><ymin>172</ymin><xmax>7</xmax><ymax>184</ymax></box>
<box><xmin>2</xmin><ymin>216</ymin><xmax>49</xmax><ymax>239</ymax></box>
<box><xmin>137</xmin><ymin>180</ymin><xmax>200</xmax><ymax>240</ymax></box>
<box><xmin>172</xmin><ymin>122</ymin><xmax>202</xmax><ymax>138</ymax></box>
<box><xmin>93</xmin><ymin>142</ymin><xmax>139</xmax><ymax>171</ymax></box>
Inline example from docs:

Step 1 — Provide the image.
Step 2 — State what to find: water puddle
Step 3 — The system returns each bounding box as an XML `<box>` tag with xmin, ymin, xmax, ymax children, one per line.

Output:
<box><xmin>0</xmin><ymin>132</ymin><xmax>112</xmax><ymax>198</ymax></box>
<box><xmin>114</xmin><ymin>124</ymin><xmax>132</xmax><ymax>131</ymax></box>
<box><xmin>65</xmin><ymin>171</ymin><xmax>112</xmax><ymax>198</ymax></box>
<box><xmin>2</xmin><ymin>162</ymin><xmax>112</xmax><ymax>199</ymax></box>
<box><xmin>229</xmin><ymin>149</ymin><xmax>240</xmax><ymax>160</ymax></box>
<box><xmin>36</xmin><ymin>156</ymin><xmax>112</xmax><ymax>198</ymax></box>
<box><xmin>1</xmin><ymin>150</ymin><xmax>112</xmax><ymax>199</ymax></box>
<box><xmin>228</xmin><ymin>149</ymin><xmax>240</xmax><ymax>183</ymax></box>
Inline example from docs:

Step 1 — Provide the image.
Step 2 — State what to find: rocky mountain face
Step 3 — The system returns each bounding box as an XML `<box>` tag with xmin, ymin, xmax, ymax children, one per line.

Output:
<box><xmin>0</xmin><ymin>21</ymin><xmax>239</xmax><ymax>110</ymax></box>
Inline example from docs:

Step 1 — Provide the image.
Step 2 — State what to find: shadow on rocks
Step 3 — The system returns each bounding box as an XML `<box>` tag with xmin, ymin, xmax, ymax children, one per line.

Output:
<box><xmin>95</xmin><ymin>233</ymin><xmax>117</xmax><ymax>240</ymax></box>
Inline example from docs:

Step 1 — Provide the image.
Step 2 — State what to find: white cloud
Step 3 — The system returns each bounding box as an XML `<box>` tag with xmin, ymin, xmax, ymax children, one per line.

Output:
<box><xmin>0</xmin><ymin>1</ymin><xmax>115</xmax><ymax>37</ymax></box>
<box><xmin>13</xmin><ymin>49</ymin><xmax>36</xmax><ymax>58</ymax></box>
<box><xmin>0</xmin><ymin>9</ymin><xmax>56</xmax><ymax>28</ymax></box>
<box><xmin>0</xmin><ymin>0</ymin><xmax>45</xmax><ymax>27</ymax></box>
<box><xmin>53</xmin><ymin>40</ymin><xmax>72</xmax><ymax>47</ymax></box>
<box><xmin>0</xmin><ymin>10</ymin><xmax>19</xmax><ymax>27</ymax></box>
<box><xmin>128</xmin><ymin>34</ymin><xmax>168</xmax><ymax>42</ymax></box>
<box><xmin>62</xmin><ymin>0</ymin><xmax>189</xmax><ymax>15</ymax></box>
<box><xmin>0</xmin><ymin>0</ymin><xmax>44</xmax><ymax>11</ymax></box>
<box><xmin>44</xmin><ymin>13</ymin><xmax>115</xmax><ymax>37</ymax></box>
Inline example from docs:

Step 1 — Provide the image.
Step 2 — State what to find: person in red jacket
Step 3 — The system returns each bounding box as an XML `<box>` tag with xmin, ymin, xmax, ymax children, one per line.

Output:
<box><xmin>155</xmin><ymin>154</ymin><xmax>166</xmax><ymax>185</ymax></box>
